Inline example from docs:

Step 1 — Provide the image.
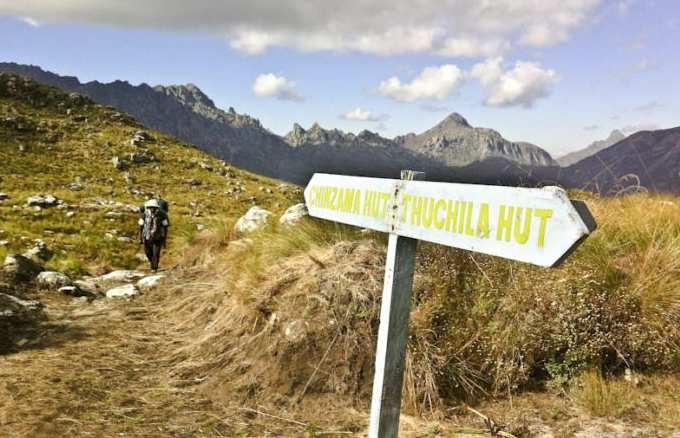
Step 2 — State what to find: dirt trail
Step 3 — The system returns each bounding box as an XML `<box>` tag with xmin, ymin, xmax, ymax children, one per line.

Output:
<box><xmin>0</xmin><ymin>272</ymin><xmax>236</xmax><ymax>438</ymax></box>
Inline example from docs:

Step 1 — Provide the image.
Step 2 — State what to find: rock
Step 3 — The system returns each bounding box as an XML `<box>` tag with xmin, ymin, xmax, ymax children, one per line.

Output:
<box><xmin>18</xmin><ymin>143</ymin><xmax>27</xmax><ymax>153</ymax></box>
<box><xmin>0</xmin><ymin>193</ymin><xmax>8</xmax><ymax>201</ymax></box>
<box><xmin>66</xmin><ymin>211</ymin><xmax>75</xmax><ymax>218</ymax></box>
<box><xmin>105</xmin><ymin>284</ymin><xmax>139</xmax><ymax>298</ymax></box>
<box><xmin>26</xmin><ymin>194</ymin><xmax>59</xmax><ymax>208</ymax></box>
<box><xmin>36</xmin><ymin>271</ymin><xmax>72</xmax><ymax>289</ymax></box>
<box><xmin>58</xmin><ymin>285</ymin><xmax>92</xmax><ymax>297</ymax></box>
<box><xmin>24</xmin><ymin>240</ymin><xmax>52</xmax><ymax>261</ymax></box>
<box><xmin>284</xmin><ymin>320</ymin><xmax>308</xmax><ymax>342</ymax></box>
<box><xmin>117</xmin><ymin>236</ymin><xmax>132</xmax><ymax>243</ymax></box>
<box><xmin>3</xmin><ymin>254</ymin><xmax>43</xmax><ymax>280</ymax></box>
<box><xmin>92</xmin><ymin>270</ymin><xmax>145</xmax><ymax>288</ymax></box>
<box><xmin>137</xmin><ymin>275</ymin><xmax>167</xmax><ymax>292</ymax></box>
<box><xmin>128</xmin><ymin>152</ymin><xmax>154</xmax><ymax>164</ymax></box>
<box><xmin>73</xmin><ymin>279</ymin><xmax>100</xmax><ymax>295</ymax></box>
<box><xmin>112</xmin><ymin>156</ymin><xmax>126</xmax><ymax>170</ymax></box>
<box><xmin>234</xmin><ymin>207</ymin><xmax>273</xmax><ymax>234</ymax></box>
<box><xmin>279</xmin><ymin>203</ymin><xmax>309</xmax><ymax>226</ymax></box>
<box><xmin>0</xmin><ymin>292</ymin><xmax>42</xmax><ymax>318</ymax></box>
<box><xmin>188</xmin><ymin>178</ymin><xmax>202</xmax><ymax>186</ymax></box>
<box><xmin>0</xmin><ymin>241</ymin><xmax>9</xmax><ymax>247</ymax></box>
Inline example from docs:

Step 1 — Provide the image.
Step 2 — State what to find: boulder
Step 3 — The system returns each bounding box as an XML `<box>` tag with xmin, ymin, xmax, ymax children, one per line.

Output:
<box><xmin>234</xmin><ymin>206</ymin><xmax>273</xmax><ymax>234</ymax></box>
<box><xmin>112</xmin><ymin>156</ymin><xmax>126</xmax><ymax>170</ymax></box>
<box><xmin>137</xmin><ymin>275</ymin><xmax>168</xmax><ymax>292</ymax></box>
<box><xmin>73</xmin><ymin>279</ymin><xmax>100</xmax><ymax>295</ymax></box>
<box><xmin>3</xmin><ymin>254</ymin><xmax>43</xmax><ymax>280</ymax></box>
<box><xmin>279</xmin><ymin>203</ymin><xmax>309</xmax><ymax>226</ymax></box>
<box><xmin>36</xmin><ymin>271</ymin><xmax>72</xmax><ymax>289</ymax></box>
<box><xmin>24</xmin><ymin>240</ymin><xmax>52</xmax><ymax>261</ymax></box>
<box><xmin>105</xmin><ymin>284</ymin><xmax>139</xmax><ymax>298</ymax></box>
<box><xmin>26</xmin><ymin>194</ymin><xmax>59</xmax><ymax>208</ymax></box>
<box><xmin>58</xmin><ymin>285</ymin><xmax>92</xmax><ymax>297</ymax></box>
<box><xmin>91</xmin><ymin>270</ymin><xmax>145</xmax><ymax>288</ymax></box>
<box><xmin>0</xmin><ymin>292</ymin><xmax>42</xmax><ymax>318</ymax></box>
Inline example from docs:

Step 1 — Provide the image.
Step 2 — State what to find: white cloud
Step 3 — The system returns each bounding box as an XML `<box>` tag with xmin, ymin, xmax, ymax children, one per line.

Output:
<box><xmin>341</xmin><ymin>107</ymin><xmax>386</xmax><ymax>122</ymax></box>
<box><xmin>481</xmin><ymin>61</ymin><xmax>560</xmax><ymax>108</ymax></box>
<box><xmin>19</xmin><ymin>16</ymin><xmax>40</xmax><ymax>26</ymax></box>
<box><xmin>0</xmin><ymin>0</ymin><xmax>604</xmax><ymax>57</ymax></box>
<box><xmin>419</xmin><ymin>103</ymin><xmax>450</xmax><ymax>112</ymax></box>
<box><xmin>471</xmin><ymin>57</ymin><xmax>503</xmax><ymax>87</ymax></box>
<box><xmin>251</xmin><ymin>73</ymin><xmax>303</xmax><ymax>101</ymax></box>
<box><xmin>378</xmin><ymin>65</ymin><xmax>467</xmax><ymax>102</ymax></box>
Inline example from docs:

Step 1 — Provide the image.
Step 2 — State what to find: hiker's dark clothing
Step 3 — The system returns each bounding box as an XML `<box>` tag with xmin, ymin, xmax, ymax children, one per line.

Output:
<box><xmin>139</xmin><ymin>208</ymin><xmax>169</xmax><ymax>271</ymax></box>
<box><xmin>144</xmin><ymin>240</ymin><xmax>163</xmax><ymax>271</ymax></box>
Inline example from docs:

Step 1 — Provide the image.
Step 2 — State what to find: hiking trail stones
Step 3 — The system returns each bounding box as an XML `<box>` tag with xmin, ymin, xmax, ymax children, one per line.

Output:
<box><xmin>105</xmin><ymin>284</ymin><xmax>139</xmax><ymax>298</ymax></box>
<box><xmin>234</xmin><ymin>206</ymin><xmax>273</xmax><ymax>233</ymax></box>
<box><xmin>36</xmin><ymin>271</ymin><xmax>72</xmax><ymax>289</ymax></box>
<box><xmin>3</xmin><ymin>254</ymin><xmax>43</xmax><ymax>280</ymax></box>
<box><xmin>0</xmin><ymin>292</ymin><xmax>42</xmax><ymax>318</ymax></box>
<box><xmin>279</xmin><ymin>203</ymin><xmax>309</xmax><ymax>226</ymax></box>
<box><xmin>112</xmin><ymin>155</ymin><xmax>126</xmax><ymax>170</ymax></box>
<box><xmin>91</xmin><ymin>270</ymin><xmax>146</xmax><ymax>289</ymax></box>
<box><xmin>137</xmin><ymin>275</ymin><xmax>167</xmax><ymax>292</ymax></box>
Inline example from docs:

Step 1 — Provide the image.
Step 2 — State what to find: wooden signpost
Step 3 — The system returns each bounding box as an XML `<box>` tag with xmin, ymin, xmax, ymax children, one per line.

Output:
<box><xmin>303</xmin><ymin>171</ymin><xmax>596</xmax><ymax>438</ymax></box>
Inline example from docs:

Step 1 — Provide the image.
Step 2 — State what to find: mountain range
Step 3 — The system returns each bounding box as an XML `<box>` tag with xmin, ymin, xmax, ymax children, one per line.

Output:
<box><xmin>1</xmin><ymin>62</ymin><xmax>678</xmax><ymax>194</ymax></box>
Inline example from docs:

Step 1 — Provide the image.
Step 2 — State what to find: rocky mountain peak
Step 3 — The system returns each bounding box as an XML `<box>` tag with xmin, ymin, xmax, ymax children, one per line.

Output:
<box><xmin>155</xmin><ymin>83</ymin><xmax>216</xmax><ymax>109</ymax></box>
<box><xmin>438</xmin><ymin>112</ymin><xmax>471</xmax><ymax>129</ymax></box>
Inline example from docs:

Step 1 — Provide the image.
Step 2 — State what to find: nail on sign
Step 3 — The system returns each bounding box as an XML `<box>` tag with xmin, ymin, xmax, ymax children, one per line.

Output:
<box><xmin>304</xmin><ymin>173</ymin><xmax>596</xmax><ymax>267</ymax></box>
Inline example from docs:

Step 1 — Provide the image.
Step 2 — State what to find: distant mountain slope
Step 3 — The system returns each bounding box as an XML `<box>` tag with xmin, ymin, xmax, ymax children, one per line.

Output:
<box><xmin>0</xmin><ymin>62</ymin><xmax>289</xmax><ymax>180</ymax></box>
<box><xmin>0</xmin><ymin>72</ymin><xmax>293</xmax><ymax>271</ymax></box>
<box><xmin>557</xmin><ymin>130</ymin><xmax>626</xmax><ymax>166</ymax></box>
<box><xmin>0</xmin><ymin>63</ymin><xmax>559</xmax><ymax>186</ymax></box>
<box><xmin>394</xmin><ymin>113</ymin><xmax>556</xmax><ymax>167</ymax></box>
<box><xmin>566</xmin><ymin>127</ymin><xmax>680</xmax><ymax>194</ymax></box>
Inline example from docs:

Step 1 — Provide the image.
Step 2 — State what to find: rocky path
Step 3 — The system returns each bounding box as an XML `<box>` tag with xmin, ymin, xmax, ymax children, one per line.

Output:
<box><xmin>0</xmin><ymin>271</ymin><xmax>233</xmax><ymax>438</ymax></box>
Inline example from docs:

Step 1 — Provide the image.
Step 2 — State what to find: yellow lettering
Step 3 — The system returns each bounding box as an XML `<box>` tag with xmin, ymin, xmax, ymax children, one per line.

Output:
<box><xmin>446</xmin><ymin>200</ymin><xmax>459</xmax><ymax>232</ymax></box>
<box><xmin>433</xmin><ymin>199</ymin><xmax>446</xmax><ymax>230</ymax></box>
<box><xmin>352</xmin><ymin>189</ymin><xmax>360</xmax><ymax>214</ymax></box>
<box><xmin>465</xmin><ymin>202</ymin><xmax>475</xmax><ymax>236</ymax></box>
<box><xmin>476</xmin><ymin>203</ymin><xmax>489</xmax><ymax>238</ymax></box>
<box><xmin>534</xmin><ymin>208</ymin><xmax>553</xmax><ymax>248</ymax></box>
<box><xmin>513</xmin><ymin>207</ymin><xmax>532</xmax><ymax>244</ymax></box>
<box><xmin>458</xmin><ymin>201</ymin><xmax>467</xmax><ymax>233</ymax></box>
<box><xmin>411</xmin><ymin>196</ymin><xmax>423</xmax><ymax>226</ymax></box>
<box><xmin>496</xmin><ymin>205</ymin><xmax>514</xmax><ymax>242</ymax></box>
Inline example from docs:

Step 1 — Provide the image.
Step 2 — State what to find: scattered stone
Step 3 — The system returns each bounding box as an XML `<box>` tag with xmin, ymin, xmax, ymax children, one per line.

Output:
<box><xmin>66</xmin><ymin>211</ymin><xmax>75</xmax><ymax>218</ymax></box>
<box><xmin>117</xmin><ymin>236</ymin><xmax>132</xmax><ymax>243</ymax></box>
<box><xmin>137</xmin><ymin>275</ymin><xmax>167</xmax><ymax>292</ymax></box>
<box><xmin>18</xmin><ymin>143</ymin><xmax>27</xmax><ymax>153</ymax></box>
<box><xmin>128</xmin><ymin>152</ymin><xmax>154</xmax><ymax>164</ymax></box>
<box><xmin>284</xmin><ymin>320</ymin><xmax>308</xmax><ymax>342</ymax></box>
<box><xmin>24</xmin><ymin>240</ymin><xmax>52</xmax><ymax>261</ymax></box>
<box><xmin>92</xmin><ymin>270</ymin><xmax>145</xmax><ymax>288</ymax></box>
<box><xmin>36</xmin><ymin>271</ymin><xmax>72</xmax><ymax>289</ymax></box>
<box><xmin>3</xmin><ymin>254</ymin><xmax>43</xmax><ymax>280</ymax></box>
<box><xmin>112</xmin><ymin>156</ymin><xmax>126</xmax><ymax>170</ymax></box>
<box><xmin>26</xmin><ymin>194</ymin><xmax>59</xmax><ymax>208</ymax></box>
<box><xmin>0</xmin><ymin>292</ymin><xmax>42</xmax><ymax>318</ymax></box>
<box><xmin>105</xmin><ymin>211</ymin><xmax>123</xmax><ymax>217</ymax></box>
<box><xmin>58</xmin><ymin>285</ymin><xmax>92</xmax><ymax>298</ymax></box>
<box><xmin>199</xmin><ymin>162</ymin><xmax>213</xmax><ymax>171</ymax></box>
<box><xmin>188</xmin><ymin>178</ymin><xmax>202</xmax><ymax>186</ymax></box>
<box><xmin>279</xmin><ymin>203</ymin><xmax>309</xmax><ymax>226</ymax></box>
<box><xmin>0</xmin><ymin>241</ymin><xmax>9</xmax><ymax>247</ymax></box>
<box><xmin>0</xmin><ymin>193</ymin><xmax>8</xmax><ymax>201</ymax></box>
<box><xmin>73</xmin><ymin>279</ymin><xmax>100</xmax><ymax>295</ymax></box>
<box><xmin>234</xmin><ymin>206</ymin><xmax>273</xmax><ymax>234</ymax></box>
<box><xmin>105</xmin><ymin>284</ymin><xmax>139</xmax><ymax>298</ymax></box>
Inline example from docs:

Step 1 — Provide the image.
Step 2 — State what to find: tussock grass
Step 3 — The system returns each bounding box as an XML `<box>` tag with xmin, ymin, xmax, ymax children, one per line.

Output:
<box><xmin>570</xmin><ymin>369</ymin><xmax>638</xmax><ymax>418</ymax></box>
<box><xmin>171</xmin><ymin>190</ymin><xmax>680</xmax><ymax>415</ymax></box>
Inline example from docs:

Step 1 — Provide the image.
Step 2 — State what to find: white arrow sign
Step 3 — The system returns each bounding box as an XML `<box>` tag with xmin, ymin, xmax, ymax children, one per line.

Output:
<box><xmin>304</xmin><ymin>173</ymin><xmax>595</xmax><ymax>267</ymax></box>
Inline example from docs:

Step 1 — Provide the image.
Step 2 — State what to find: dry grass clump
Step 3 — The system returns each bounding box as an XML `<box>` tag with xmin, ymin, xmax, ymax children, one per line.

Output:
<box><xmin>167</xmin><ymin>191</ymin><xmax>680</xmax><ymax>416</ymax></box>
<box><xmin>569</xmin><ymin>369</ymin><xmax>638</xmax><ymax>418</ymax></box>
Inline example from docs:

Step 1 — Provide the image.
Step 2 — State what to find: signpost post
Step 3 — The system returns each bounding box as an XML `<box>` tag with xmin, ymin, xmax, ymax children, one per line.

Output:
<box><xmin>303</xmin><ymin>171</ymin><xmax>596</xmax><ymax>438</ymax></box>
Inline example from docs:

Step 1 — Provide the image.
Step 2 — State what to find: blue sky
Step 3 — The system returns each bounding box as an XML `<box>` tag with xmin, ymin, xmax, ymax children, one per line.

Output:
<box><xmin>0</xmin><ymin>0</ymin><xmax>678</xmax><ymax>156</ymax></box>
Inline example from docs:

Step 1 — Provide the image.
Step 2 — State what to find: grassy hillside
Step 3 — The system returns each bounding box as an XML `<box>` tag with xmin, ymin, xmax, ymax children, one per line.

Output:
<box><xmin>0</xmin><ymin>73</ymin><xmax>298</xmax><ymax>274</ymax></box>
<box><xmin>166</xmin><ymin>189</ymin><xmax>680</xmax><ymax>433</ymax></box>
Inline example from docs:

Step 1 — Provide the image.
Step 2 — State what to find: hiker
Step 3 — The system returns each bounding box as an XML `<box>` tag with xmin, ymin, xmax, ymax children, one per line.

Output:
<box><xmin>138</xmin><ymin>199</ymin><xmax>169</xmax><ymax>271</ymax></box>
